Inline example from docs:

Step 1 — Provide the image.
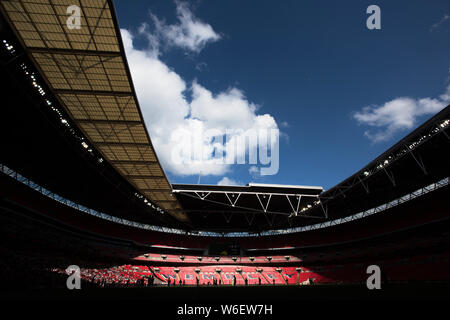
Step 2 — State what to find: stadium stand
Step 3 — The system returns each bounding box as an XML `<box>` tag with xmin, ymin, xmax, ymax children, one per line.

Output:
<box><xmin>0</xmin><ymin>0</ymin><xmax>449</xmax><ymax>302</ymax></box>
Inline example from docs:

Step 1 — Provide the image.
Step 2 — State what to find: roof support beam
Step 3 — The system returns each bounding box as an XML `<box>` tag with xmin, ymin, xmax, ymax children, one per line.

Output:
<box><xmin>54</xmin><ymin>89</ymin><xmax>132</xmax><ymax>97</ymax></box>
<box><xmin>27</xmin><ymin>46</ymin><xmax>121</xmax><ymax>57</ymax></box>
<box><xmin>408</xmin><ymin>150</ymin><xmax>427</xmax><ymax>175</ymax></box>
<box><xmin>141</xmin><ymin>188</ymin><xmax>173</xmax><ymax>192</ymax></box>
<box><xmin>222</xmin><ymin>212</ymin><xmax>233</xmax><ymax>224</ymax></box>
<box><xmin>225</xmin><ymin>193</ymin><xmax>241</xmax><ymax>207</ymax></box>
<box><xmin>94</xmin><ymin>141</ymin><xmax>149</xmax><ymax>147</ymax></box>
<box><xmin>263</xmin><ymin>211</ymin><xmax>275</xmax><ymax>227</ymax></box>
<box><xmin>125</xmin><ymin>175</ymin><xmax>165</xmax><ymax>179</ymax></box>
<box><xmin>383</xmin><ymin>167</ymin><xmax>396</xmax><ymax>186</ymax></box>
<box><xmin>442</xmin><ymin>128</ymin><xmax>450</xmax><ymax>140</ymax></box>
<box><xmin>256</xmin><ymin>194</ymin><xmax>272</xmax><ymax>212</ymax></box>
<box><xmin>320</xmin><ymin>202</ymin><xmax>328</xmax><ymax>218</ymax></box>
<box><xmin>195</xmin><ymin>192</ymin><xmax>210</xmax><ymax>200</ymax></box>
<box><xmin>244</xmin><ymin>212</ymin><xmax>256</xmax><ymax>226</ymax></box>
<box><xmin>286</xmin><ymin>195</ymin><xmax>301</xmax><ymax>216</ymax></box>
<box><xmin>110</xmin><ymin>160</ymin><xmax>158</xmax><ymax>165</ymax></box>
<box><xmin>357</xmin><ymin>176</ymin><xmax>370</xmax><ymax>194</ymax></box>
<box><xmin>76</xmin><ymin>119</ymin><xmax>141</xmax><ymax>125</ymax></box>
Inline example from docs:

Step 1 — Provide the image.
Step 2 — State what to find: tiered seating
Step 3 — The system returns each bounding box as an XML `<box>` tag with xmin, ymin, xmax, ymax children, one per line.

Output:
<box><xmin>150</xmin><ymin>266</ymin><xmax>305</xmax><ymax>285</ymax></box>
<box><xmin>134</xmin><ymin>253</ymin><xmax>301</xmax><ymax>265</ymax></box>
<box><xmin>139</xmin><ymin>250</ymin><xmax>450</xmax><ymax>286</ymax></box>
<box><xmin>51</xmin><ymin>265</ymin><xmax>156</xmax><ymax>286</ymax></box>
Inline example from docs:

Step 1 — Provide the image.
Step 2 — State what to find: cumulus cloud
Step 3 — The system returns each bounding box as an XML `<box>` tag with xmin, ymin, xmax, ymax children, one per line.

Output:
<box><xmin>121</xmin><ymin>8</ymin><xmax>280</xmax><ymax>177</ymax></box>
<box><xmin>353</xmin><ymin>85</ymin><xmax>450</xmax><ymax>142</ymax></box>
<box><xmin>149</xmin><ymin>1</ymin><xmax>221</xmax><ymax>53</ymax></box>
<box><xmin>217</xmin><ymin>177</ymin><xmax>241</xmax><ymax>186</ymax></box>
<box><xmin>190</xmin><ymin>82</ymin><xmax>260</xmax><ymax>130</ymax></box>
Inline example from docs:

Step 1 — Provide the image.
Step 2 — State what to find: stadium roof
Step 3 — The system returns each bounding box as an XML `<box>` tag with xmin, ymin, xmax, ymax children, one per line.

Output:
<box><xmin>0</xmin><ymin>0</ymin><xmax>188</xmax><ymax>223</ymax></box>
<box><xmin>172</xmin><ymin>183</ymin><xmax>324</xmax><ymax>231</ymax></box>
<box><xmin>173</xmin><ymin>183</ymin><xmax>323</xmax><ymax>195</ymax></box>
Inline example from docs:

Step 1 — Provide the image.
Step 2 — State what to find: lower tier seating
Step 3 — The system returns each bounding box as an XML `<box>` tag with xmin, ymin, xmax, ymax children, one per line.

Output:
<box><xmin>41</xmin><ymin>251</ymin><xmax>450</xmax><ymax>287</ymax></box>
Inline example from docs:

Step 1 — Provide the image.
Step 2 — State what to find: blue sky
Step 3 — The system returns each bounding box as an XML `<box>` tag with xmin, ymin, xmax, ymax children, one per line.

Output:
<box><xmin>115</xmin><ymin>0</ymin><xmax>450</xmax><ymax>190</ymax></box>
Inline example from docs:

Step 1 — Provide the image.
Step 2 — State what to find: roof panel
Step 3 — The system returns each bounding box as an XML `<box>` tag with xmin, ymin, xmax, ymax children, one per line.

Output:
<box><xmin>115</xmin><ymin>163</ymin><xmax>164</xmax><ymax>176</ymax></box>
<box><xmin>77</xmin><ymin>122</ymin><xmax>148</xmax><ymax>144</ymax></box>
<box><xmin>58</xmin><ymin>93</ymin><xmax>141</xmax><ymax>122</ymax></box>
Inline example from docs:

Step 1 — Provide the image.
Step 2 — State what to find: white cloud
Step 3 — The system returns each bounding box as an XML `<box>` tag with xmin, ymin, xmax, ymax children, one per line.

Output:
<box><xmin>195</xmin><ymin>62</ymin><xmax>208</xmax><ymax>72</ymax></box>
<box><xmin>353</xmin><ymin>85</ymin><xmax>450</xmax><ymax>142</ymax></box>
<box><xmin>430</xmin><ymin>14</ymin><xmax>450</xmax><ymax>32</ymax></box>
<box><xmin>121</xmin><ymin>13</ymin><xmax>280</xmax><ymax>177</ymax></box>
<box><xmin>440</xmin><ymin>83</ymin><xmax>450</xmax><ymax>102</ymax></box>
<box><xmin>280</xmin><ymin>121</ymin><xmax>290</xmax><ymax>128</ymax></box>
<box><xmin>190</xmin><ymin>82</ymin><xmax>266</xmax><ymax>130</ymax></box>
<box><xmin>217</xmin><ymin>177</ymin><xmax>241</xmax><ymax>186</ymax></box>
<box><xmin>149</xmin><ymin>1</ymin><xmax>221</xmax><ymax>53</ymax></box>
<box><xmin>249</xmin><ymin>165</ymin><xmax>260</xmax><ymax>177</ymax></box>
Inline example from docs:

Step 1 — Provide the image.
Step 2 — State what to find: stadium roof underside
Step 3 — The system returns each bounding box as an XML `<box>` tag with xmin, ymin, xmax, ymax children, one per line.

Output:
<box><xmin>172</xmin><ymin>183</ymin><xmax>324</xmax><ymax>230</ymax></box>
<box><xmin>0</xmin><ymin>0</ymin><xmax>188</xmax><ymax>223</ymax></box>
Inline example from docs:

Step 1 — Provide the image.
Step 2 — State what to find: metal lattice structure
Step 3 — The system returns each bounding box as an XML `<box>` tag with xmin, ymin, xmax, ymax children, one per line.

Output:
<box><xmin>172</xmin><ymin>183</ymin><xmax>324</xmax><ymax>228</ymax></box>
<box><xmin>2</xmin><ymin>162</ymin><xmax>448</xmax><ymax>238</ymax></box>
<box><xmin>0</xmin><ymin>0</ymin><xmax>188</xmax><ymax>222</ymax></box>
